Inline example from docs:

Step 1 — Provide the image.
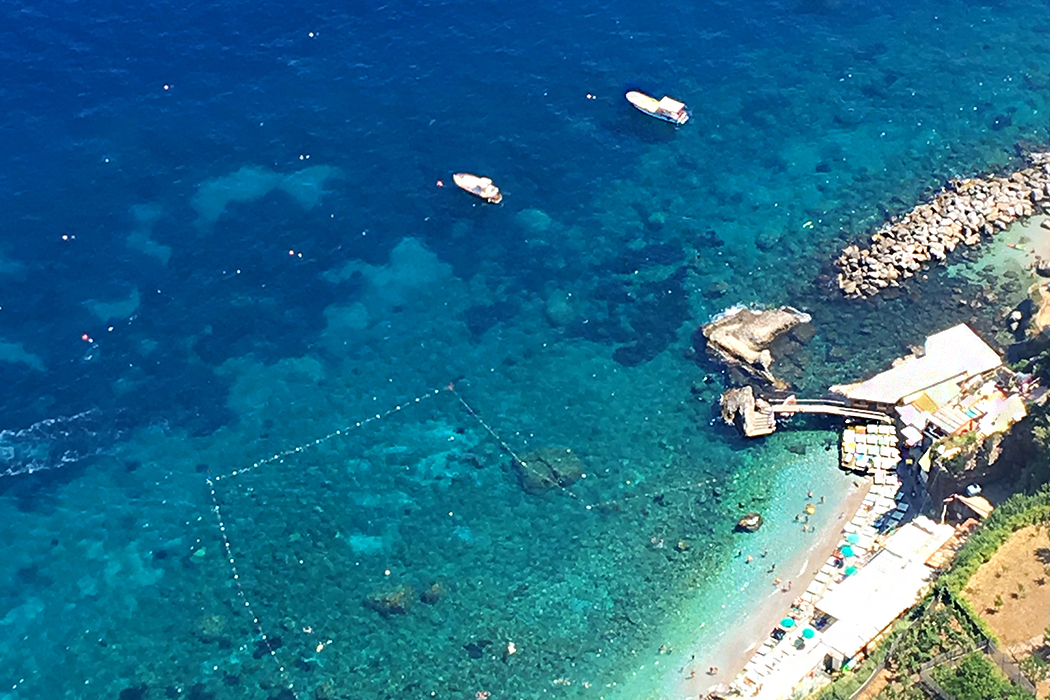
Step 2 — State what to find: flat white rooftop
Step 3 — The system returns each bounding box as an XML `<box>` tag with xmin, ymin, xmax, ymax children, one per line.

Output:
<box><xmin>830</xmin><ymin>324</ymin><xmax>1001</xmax><ymax>406</ymax></box>
<box><xmin>816</xmin><ymin>516</ymin><xmax>956</xmax><ymax>659</ymax></box>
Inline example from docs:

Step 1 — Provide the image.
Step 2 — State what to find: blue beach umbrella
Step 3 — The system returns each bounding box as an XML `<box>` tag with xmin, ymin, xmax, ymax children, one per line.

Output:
<box><xmin>780</xmin><ymin>617</ymin><xmax>795</xmax><ymax>629</ymax></box>
<box><xmin>840</xmin><ymin>545</ymin><xmax>855</xmax><ymax>558</ymax></box>
<box><xmin>845</xmin><ymin>565</ymin><xmax>858</xmax><ymax>576</ymax></box>
<box><xmin>802</xmin><ymin>627</ymin><xmax>816</xmax><ymax>639</ymax></box>
<box><xmin>845</xmin><ymin>533</ymin><xmax>860</xmax><ymax>545</ymax></box>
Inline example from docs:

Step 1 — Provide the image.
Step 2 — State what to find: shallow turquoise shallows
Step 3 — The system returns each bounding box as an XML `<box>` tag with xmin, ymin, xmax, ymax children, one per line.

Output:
<box><xmin>0</xmin><ymin>0</ymin><xmax>1046</xmax><ymax>698</ymax></box>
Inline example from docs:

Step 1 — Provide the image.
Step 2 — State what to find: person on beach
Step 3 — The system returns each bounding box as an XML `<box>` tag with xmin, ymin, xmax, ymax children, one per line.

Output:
<box><xmin>708</xmin><ymin>666</ymin><xmax>718</xmax><ymax>676</ymax></box>
<box><xmin>774</xmin><ymin>577</ymin><xmax>781</xmax><ymax>586</ymax></box>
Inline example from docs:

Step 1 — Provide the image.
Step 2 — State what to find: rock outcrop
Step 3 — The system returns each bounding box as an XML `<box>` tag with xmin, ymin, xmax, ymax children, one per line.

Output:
<box><xmin>836</xmin><ymin>152</ymin><xmax>1050</xmax><ymax>298</ymax></box>
<box><xmin>719</xmin><ymin>386</ymin><xmax>776</xmax><ymax>437</ymax></box>
<box><xmin>1007</xmin><ymin>281</ymin><xmax>1050</xmax><ymax>360</ymax></box>
<box><xmin>701</xmin><ymin>306</ymin><xmax>812</xmax><ymax>389</ymax></box>
<box><xmin>420</xmin><ymin>582</ymin><xmax>447</xmax><ymax>605</ymax></box>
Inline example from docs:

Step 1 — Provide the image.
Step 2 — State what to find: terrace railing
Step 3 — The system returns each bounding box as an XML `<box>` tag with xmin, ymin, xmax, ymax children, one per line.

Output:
<box><xmin>986</xmin><ymin>639</ymin><xmax>1037</xmax><ymax>695</ymax></box>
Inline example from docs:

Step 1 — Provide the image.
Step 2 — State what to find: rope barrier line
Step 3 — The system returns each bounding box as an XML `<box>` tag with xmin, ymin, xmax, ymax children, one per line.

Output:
<box><xmin>205</xmin><ymin>475</ymin><xmax>301</xmax><ymax>698</ymax></box>
<box><xmin>448</xmin><ymin>384</ymin><xmax>726</xmax><ymax>509</ymax></box>
<box><xmin>581</xmin><ymin>475</ymin><xmax>722</xmax><ymax>511</ymax></box>
<box><xmin>199</xmin><ymin>380</ymin><xmax>736</xmax><ymax>695</ymax></box>
<box><xmin>210</xmin><ymin>386</ymin><xmax>447</xmax><ymax>483</ymax></box>
<box><xmin>201</xmin><ymin>384</ymin><xmax>453</xmax><ymax>697</ymax></box>
<box><xmin>448</xmin><ymin>384</ymin><xmax>580</xmax><ymax>501</ymax></box>
<box><xmin>198</xmin><ymin>382</ymin><xmax>484</xmax><ymax>697</ymax></box>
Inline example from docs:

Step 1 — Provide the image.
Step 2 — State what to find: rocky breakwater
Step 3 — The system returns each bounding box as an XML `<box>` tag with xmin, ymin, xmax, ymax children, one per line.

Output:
<box><xmin>836</xmin><ymin>152</ymin><xmax>1050</xmax><ymax>298</ymax></box>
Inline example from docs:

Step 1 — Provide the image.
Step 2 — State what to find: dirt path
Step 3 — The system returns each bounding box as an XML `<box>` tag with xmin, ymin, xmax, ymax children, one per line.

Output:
<box><xmin>963</xmin><ymin>524</ymin><xmax>1050</xmax><ymax>646</ymax></box>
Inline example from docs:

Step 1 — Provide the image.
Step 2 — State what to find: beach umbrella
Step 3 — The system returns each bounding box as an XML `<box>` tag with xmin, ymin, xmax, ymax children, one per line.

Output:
<box><xmin>845</xmin><ymin>565</ymin><xmax>858</xmax><ymax>576</ymax></box>
<box><xmin>780</xmin><ymin>617</ymin><xmax>795</xmax><ymax>629</ymax></box>
<box><xmin>840</xmin><ymin>545</ymin><xmax>855</xmax><ymax>558</ymax></box>
<box><xmin>802</xmin><ymin>627</ymin><xmax>816</xmax><ymax>639</ymax></box>
<box><xmin>845</xmin><ymin>533</ymin><xmax>860</xmax><ymax>544</ymax></box>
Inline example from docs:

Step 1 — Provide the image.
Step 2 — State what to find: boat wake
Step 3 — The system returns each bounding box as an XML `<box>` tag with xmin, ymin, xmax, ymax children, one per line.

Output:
<box><xmin>0</xmin><ymin>410</ymin><xmax>105</xmax><ymax>478</ymax></box>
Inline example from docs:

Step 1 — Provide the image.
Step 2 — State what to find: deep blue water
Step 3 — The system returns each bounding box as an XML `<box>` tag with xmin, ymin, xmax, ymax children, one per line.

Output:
<box><xmin>1</xmin><ymin>0</ymin><xmax>1048</xmax><ymax>697</ymax></box>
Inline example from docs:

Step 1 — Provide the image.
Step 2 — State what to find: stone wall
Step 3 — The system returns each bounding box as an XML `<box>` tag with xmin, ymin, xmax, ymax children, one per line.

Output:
<box><xmin>836</xmin><ymin>152</ymin><xmax>1050</xmax><ymax>298</ymax></box>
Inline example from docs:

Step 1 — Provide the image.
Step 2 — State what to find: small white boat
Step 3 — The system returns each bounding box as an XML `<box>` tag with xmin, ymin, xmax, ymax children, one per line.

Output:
<box><xmin>626</xmin><ymin>91</ymin><xmax>689</xmax><ymax>125</ymax></box>
<box><xmin>452</xmin><ymin>173</ymin><xmax>502</xmax><ymax>204</ymax></box>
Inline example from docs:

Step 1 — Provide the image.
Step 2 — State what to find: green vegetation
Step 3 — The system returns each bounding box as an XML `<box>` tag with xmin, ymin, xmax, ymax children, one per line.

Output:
<box><xmin>806</xmin><ymin>481</ymin><xmax>1050</xmax><ymax>700</ymax></box>
<box><xmin>1020</xmin><ymin>410</ymin><xmax>1050</xmax><ymax>492</ymax></box>
<box><xmin>806</xmin><ymin>631</ymin><xmax>895</xmax><ymax>700</ymax></box>
<box><xmin>886</xmin><ymin>597</ymin><xmax>979</xmax><ymax>677</ymax></box>
<box><xmin>937</xmin><ymin>430</ymin><xmax>981</xmax><ymax>475</ymax></box>
<box><xmin>940</xmin><ymin>495</ymin><xmax>1050</xmax><ymax>563</ymax></box>
<box><xmin>931</xmin><ymin>652</ymin><xmax>1033</xmax><ymax>700</ymax></box>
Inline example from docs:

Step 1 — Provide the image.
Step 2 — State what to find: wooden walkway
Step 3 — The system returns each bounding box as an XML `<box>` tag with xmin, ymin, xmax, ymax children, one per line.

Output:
<box><xmin>769</xmin><ymin>398</ymin><xmax>893</xmax><ymax>424</ymax></box>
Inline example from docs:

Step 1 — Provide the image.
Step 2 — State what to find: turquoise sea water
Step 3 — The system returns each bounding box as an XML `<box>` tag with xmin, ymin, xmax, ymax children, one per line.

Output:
<box><xmin>1</xmin><ymin>0</ymin><xmax>1049</xmax><ymax>698</ymax></box>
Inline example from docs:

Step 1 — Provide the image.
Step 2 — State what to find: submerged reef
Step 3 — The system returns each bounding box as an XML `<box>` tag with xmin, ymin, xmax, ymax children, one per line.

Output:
<box><xmin>364</xmin><ymin>583</ymin><xmax>416</xmax><ymax>617</ymax></box>
<box><xmin>513</xmin><ymin>446</ymin><xmax>584</xmax><ymax>495</ymax></box>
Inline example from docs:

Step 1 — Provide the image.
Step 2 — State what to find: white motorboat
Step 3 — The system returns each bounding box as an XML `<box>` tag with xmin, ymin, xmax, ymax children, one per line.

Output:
<box><xmin>452</xmin><ymin>173</ymin><xmax>503</xmax><ymax>204</ymax></box>
<box><xmin>626</xmin><ymin>91</ymin><xmax>689</xmax><ymax>125</ymax></box>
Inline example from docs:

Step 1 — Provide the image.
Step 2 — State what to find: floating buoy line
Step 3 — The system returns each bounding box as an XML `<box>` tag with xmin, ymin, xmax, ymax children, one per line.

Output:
<box><xmin>203</xmin><ymin>380</ymin><xmax>738</xmax><ymax>696</ymax></box>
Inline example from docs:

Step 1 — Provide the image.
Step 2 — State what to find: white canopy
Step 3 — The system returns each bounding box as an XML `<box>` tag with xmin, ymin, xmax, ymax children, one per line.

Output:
<box><xmin>817</xmin><ymin>517</ymin><xmax>955</xmax><ymax>659</ymax></box>
<box><xmin>830</xmin><ymin>324</ymin><xmax>1001</xmax><ymax>405</ymax></box>
<box><xmin>657</xmin><ymin>96</ymin><xmax>685</xmax><ymax>112</ymax></box>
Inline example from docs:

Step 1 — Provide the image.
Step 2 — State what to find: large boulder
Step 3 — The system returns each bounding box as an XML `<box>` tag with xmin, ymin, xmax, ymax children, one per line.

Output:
<box><xmin>737</xmin><ymin>512</ymin><xmax>763</xmax><ymax>533</ymax></box>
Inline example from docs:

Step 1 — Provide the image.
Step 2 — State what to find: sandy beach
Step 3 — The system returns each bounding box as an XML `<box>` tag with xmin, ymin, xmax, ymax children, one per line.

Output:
<box><xmin>597</xmin><ymin>433</ymin><xmax>865</xmax><ymax>700</ymax></box>
<box><xmin>677</xmin><ymin>477</ymin><xmax>872</xmax><ymax>699</ymax></box>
